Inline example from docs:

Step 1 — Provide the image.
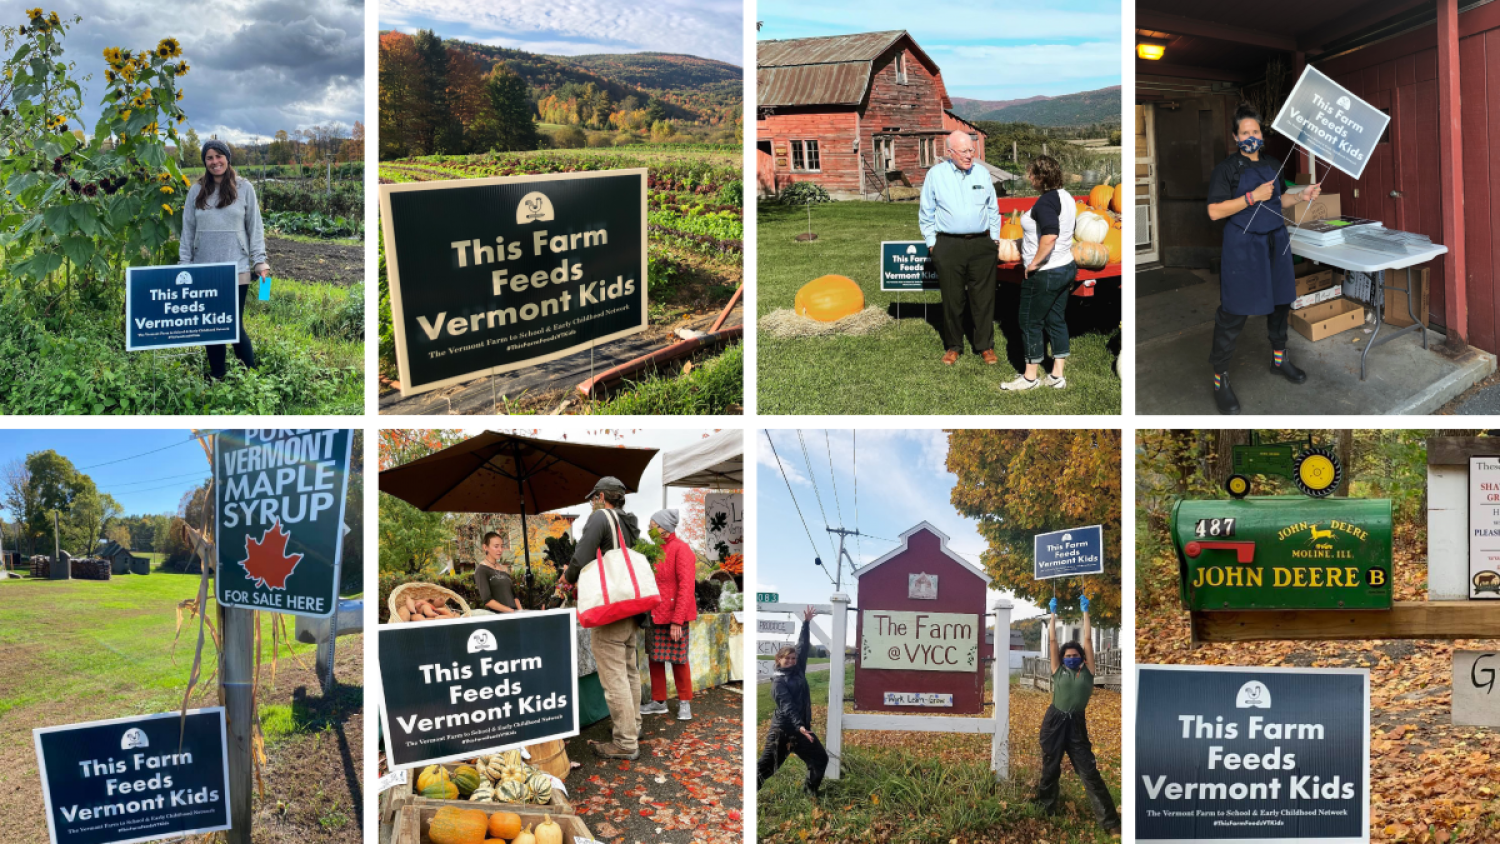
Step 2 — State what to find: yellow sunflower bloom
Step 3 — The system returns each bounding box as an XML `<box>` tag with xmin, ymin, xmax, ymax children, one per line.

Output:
<box><xmin>25</xmin><ymin>8</ymin><xmax>42</xmax><ymax>21</ymax></box>
<box><xmin>161</xmin><ymin>204</ymin><xmax>173</xmax><ymax>215</ymax></box>
<box><xmin>182</xmin><ymin>174</ymin><xmax>191</xmax><ymax>186</ymax></box>
<box><xmin>159</xmin><ymin>185</ymin><xmax>173</xmax><ymax>194</ymax></box>
<box><xmin>47</xmin><ymin>11</ymin><xmax>58</xmax><ymax>25</ymax></box>
<box><xmin>119</xmin><ymin>109</ymin><xmax>131</xmax><ymax>121</ymax></box>
<box><xmin>156</xmin><ymin>38</ymin><xmax>181</xmax><ymax>58</ymax></box>
<box><xmin>175</xmin><ymin>62</ymin><xmax>189</xmax><ymax>77</ymax></box>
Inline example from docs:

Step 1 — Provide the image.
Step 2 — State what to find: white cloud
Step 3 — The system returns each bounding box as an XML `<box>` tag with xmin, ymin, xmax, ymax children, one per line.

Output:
<box><xmin>757</xmin><ymin>432</ymin><xmax>808</xmax><ymax>487</ymax></box>
<box><xmin>382</xmin><ymin>0</ymin><xmax>744</xmax><ymax>65</ymax></box>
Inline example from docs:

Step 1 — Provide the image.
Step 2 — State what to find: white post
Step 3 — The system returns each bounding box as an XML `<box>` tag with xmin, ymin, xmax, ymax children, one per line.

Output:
<box><xmin>992</xmin><ymin>598</ymin><xmax>1012</xmax><ymax>781</ymax></box>
<box><xmin>826</xmin><ymin>592</ymin><xmax>850</xmax><ymax>780</ymax></box>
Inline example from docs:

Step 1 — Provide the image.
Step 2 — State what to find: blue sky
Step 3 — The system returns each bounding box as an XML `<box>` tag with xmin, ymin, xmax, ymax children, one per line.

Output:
<box><xmin>757</xmin><ymin>0</ymin><xmax>1121</xmax><ymax>100</ymax></box>
<box><xmin>756</xmin><ymin>429</ymin><xmax>1044</xmax><ymax>646</ymax></box>
<box><xmin>0</xmin><ymin>0</ymin><xmax>363</xmax><ymax>144</ymax></box>
<box><xmin>0</xmin><ymin>430</ymin><xmax>209</xmax><ymax>519</ymax></box>
<box><xmin>381</xmin><ymin>0</ymin><xmax>744</xmax><ymax>67</ymax></box>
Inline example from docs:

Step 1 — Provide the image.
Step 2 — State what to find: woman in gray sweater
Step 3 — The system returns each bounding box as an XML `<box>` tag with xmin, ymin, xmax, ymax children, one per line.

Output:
<box><xmin>179</xmin><ymin>140</ymin><xmax>269</xmax><ymax>379</ymax></box>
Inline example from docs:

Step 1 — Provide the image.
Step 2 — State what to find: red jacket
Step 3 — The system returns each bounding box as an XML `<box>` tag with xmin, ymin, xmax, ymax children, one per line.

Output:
<box><xmin>651</xmin><ymin>533</ymin><xmax>699</xmax><ymax>626</ymax></box>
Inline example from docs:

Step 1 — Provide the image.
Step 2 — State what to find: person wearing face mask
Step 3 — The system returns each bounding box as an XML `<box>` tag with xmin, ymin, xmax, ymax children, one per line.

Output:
<box><xmin>640</xmin><ymin>509</ymin><xmax>699</xmax><ymax>721</ymax></box>
<box><xmin>1204</xmin><ymin>103</ymin><xmax>1323</xmax><ymax>414</ymax></box>
<box><xmin>1033</xmin><ymin>595</ymin><xmax>1120</xmax><ymax>838</ymax></box>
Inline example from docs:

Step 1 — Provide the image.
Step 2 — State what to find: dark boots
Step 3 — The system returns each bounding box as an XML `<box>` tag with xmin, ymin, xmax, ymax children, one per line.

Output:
<box><xmin>1270</xmin><ymin>353</ymin><xmax>1307</xmax><ymax>384</ymax></box>
<box><xmin>1213</xmin><ymin>372</ymin><xmax>1240</xmax><ymax>415</ymax></box>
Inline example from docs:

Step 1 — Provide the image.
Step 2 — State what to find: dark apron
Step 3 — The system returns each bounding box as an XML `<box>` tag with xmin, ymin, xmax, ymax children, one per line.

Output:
<box><xmin>1220</xmin><ymin>160</ymin><xmax>1294</xmax><ymax>316</ymax></box>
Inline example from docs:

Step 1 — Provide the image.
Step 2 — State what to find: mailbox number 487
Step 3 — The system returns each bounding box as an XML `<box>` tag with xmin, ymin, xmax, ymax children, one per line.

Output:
<box><xmin>1195</xmin><ymin>518</ymin><xmax>1236</xmax><ymax>537</ymax></box>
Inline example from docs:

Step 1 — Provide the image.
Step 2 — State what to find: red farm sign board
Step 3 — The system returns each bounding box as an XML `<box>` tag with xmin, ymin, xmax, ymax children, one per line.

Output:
<box><xmin>853</xmin><ymin>522</ymin><xmax>992</xmax><ymax>714</ymax></box>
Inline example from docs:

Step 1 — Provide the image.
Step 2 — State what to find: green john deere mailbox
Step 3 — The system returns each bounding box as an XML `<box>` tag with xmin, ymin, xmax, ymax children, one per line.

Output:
<box><xmin>1171</xmin><ymin>496</ymin><xmax>1393</xmax><ymax>611</ymax></box>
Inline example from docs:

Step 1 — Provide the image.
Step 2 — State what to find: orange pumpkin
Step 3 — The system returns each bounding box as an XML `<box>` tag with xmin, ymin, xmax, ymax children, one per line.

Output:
<box><xmin>794</xmin><ymin>275</ymin><xmax>864</xmax><ymax>322</ymax></box>
<box><xmin>1000</xmin><ymin>210</ymin><xmax>1024</xmax><ymax>240</ymax></box>
<box><xmin>1071</xmin><ymin>241</ymin><xmax>1110</xmax><ymax>270</ymax></box>
<box><xmin>488</xmin><ymin>812</ymin><xmax>523</xmax><ymax>840</ymax></box>
<box><xmin>1089</xmin><ymin>183</ymin><xmax>1113</xmax><ymax>210</ymax></box>
<box><xmin>1109</xmin><ymin>183</ymin><xmax>1124</xmax><ymax>214</ymax></box>
<box><xmin>1074</xmin><ymin>200</ymin><xmax>1092</xmax><ymax>218</ymax></box>
<box><xmin>1102</xmin><ymin>227</ymin><xmax>1122</xmax><ymax>265</ymax></box>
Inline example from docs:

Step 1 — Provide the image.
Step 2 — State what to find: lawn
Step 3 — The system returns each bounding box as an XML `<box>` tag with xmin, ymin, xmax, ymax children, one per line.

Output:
<box><xmin>757</xmin><ymin>201</ymin><xmax>1122</xmax><ymax>415</ymax></box>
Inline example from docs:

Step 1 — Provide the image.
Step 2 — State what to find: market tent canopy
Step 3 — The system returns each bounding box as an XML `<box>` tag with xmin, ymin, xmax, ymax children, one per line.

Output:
<box><xmin>661</xmin><ymin>430</ymin><xmax>743</xmax><ymax>490</ymax></box>
<box><xmin>379</xmin><ymin>431</ymin><xmax>659</xmax><ymax>514</ymax></box>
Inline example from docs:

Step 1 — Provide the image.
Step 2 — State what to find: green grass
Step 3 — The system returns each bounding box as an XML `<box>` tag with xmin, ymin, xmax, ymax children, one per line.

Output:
<box><xmin>0</xmin><ymin>573</ymin><xmax>317</xmax><ymax>718</ymax></box>
<box><xmin>757</xmin><ymin>202</ymin><xmax>1121</xmax><ymax>415</ymax></box>
<box><xmin>593</xmin><ymin>342</ymin><xmax>743</xmax><ymax>415</ymax></box>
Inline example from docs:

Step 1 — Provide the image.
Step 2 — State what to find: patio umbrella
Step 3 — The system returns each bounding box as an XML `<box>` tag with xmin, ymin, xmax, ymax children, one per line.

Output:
<box><xmin>379</xmin><ymin>431</ymin><xmax>659</xmax><ymax>596</ymax></box>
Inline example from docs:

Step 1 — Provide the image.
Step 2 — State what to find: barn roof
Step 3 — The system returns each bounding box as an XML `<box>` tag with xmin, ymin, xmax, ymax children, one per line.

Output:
<box><xmin>854</xmin><ymin>521</ymin><xmax>991</xmax><ymax>583</ymax></box>
<box><xmin>756</xmin><ymin>30</ymin><xmax>946</xmax><ymax>109</ymax></box>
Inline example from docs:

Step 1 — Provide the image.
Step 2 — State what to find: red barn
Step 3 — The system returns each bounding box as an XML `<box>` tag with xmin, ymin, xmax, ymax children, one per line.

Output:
<box><xmin>852</xmin><ymin>521</ymin><xmax>993</xmax><ymax>714</ymax></box>
<box><xmin>757</xmin><ymin>30</ymin><xmax>987</xmax><ymax>199</ymax></box>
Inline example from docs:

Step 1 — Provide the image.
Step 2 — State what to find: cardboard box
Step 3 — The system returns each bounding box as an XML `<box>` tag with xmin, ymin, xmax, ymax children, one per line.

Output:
<box><xmin>1384</xmin><ymin>266</ymin><xmax>1430</xmax><ymax>328</ymax></box>
<box><xmin>1291</xmin><ymin>296</ymin><xmax>1365</xmax><ymax>342</ymax></box>
<box><xmin>1293</xmin><ymin>286</ymin><xmax>1343</xmax><ymax>311</ymax></box>
<box><xmin>1283</xmin><ymin>192</ymin><xmax>1340</xmax><ymax>226</ymax></box>
<box><xmin>1295</xmin><ymin>267</ymin><xmax>1337</xmax><ymax>297</ymax></box>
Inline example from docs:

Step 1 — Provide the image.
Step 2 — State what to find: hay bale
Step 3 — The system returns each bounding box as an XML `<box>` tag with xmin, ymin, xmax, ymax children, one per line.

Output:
<box><xmin>885</xmin><ymin>185</ymin><xmax>921</xmax><ymax>202</ymax></box>
<box><xmin>760</xmin><ymin>307</ymin><xmax>895</xmax><ymax>339</ymax></box>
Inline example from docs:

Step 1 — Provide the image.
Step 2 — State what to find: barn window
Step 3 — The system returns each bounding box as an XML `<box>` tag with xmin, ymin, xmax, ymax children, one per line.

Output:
<box><xmin>919</xmin><ymin>137</ymin><xmax>937</xmax><ymax>167</ymax></box>
<box><xmin>790</xmin><ymin>139</ymin><xmax>821</xmax><ymax>172</ymax></box>
<box><xmin>895</xmin><ymin>52</ymin><xmax>908</xmax><ymax>84</ymax></box>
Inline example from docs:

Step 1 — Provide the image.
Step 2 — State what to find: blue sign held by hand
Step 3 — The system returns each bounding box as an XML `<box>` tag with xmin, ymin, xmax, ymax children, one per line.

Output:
<box><xmin>1034</xmin><ymin>524</ymin><xmax>1104</xmax><ymax>580</ymax></box>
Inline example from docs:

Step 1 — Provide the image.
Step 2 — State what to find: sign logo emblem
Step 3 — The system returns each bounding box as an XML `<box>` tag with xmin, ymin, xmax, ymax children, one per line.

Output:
<box><xmin>467</xmin><ymin>629</ymin><xmax>498</xmax><ymax>653</ymax></box>
<box><xmin>517</xmin><ymin>191</ymin><xmax>554</xmax><ymax>224</ymax></box>
<box><xmin>1337</xmin><ymin>95</ymin><xmax>1352</xmax><ymax>109</ymax></box>
<box><xmin>238</xmin><ymin>521</ymin><xmax>303</xmax><ymax>590</ymax></box>
<box><xmin>175</xmin><ymin>271</ymin><xmax>193</xmax><ymax>286</ymax></box>
<box><xmin>905</xmin><ymin>245</ymin><xmax>917</xmax><ymax>254</ymax></box>
<box><xmin>120</xmin><ymin>727</ymin><xmax>150</xmax><ymax>750</ymax></box>
<box><xmin>1235</xmin><ymin>680</ymin><xmax>1272</xmax><ymax>708</ymax></box>
<box><xmin>1475</xmin><ymin>570</ymin><xmax>1500</xmax><ymax>594</ymax></box>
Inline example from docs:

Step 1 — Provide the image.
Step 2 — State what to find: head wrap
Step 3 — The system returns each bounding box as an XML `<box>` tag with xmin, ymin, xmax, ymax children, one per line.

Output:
<box><xmin>200</xmin><ymin>139</ymin><xmax>232</xmax><ymax>164</ymax></box>
<box><xmin>649</xmin><ymin>509</ymin><xmax>679</xmax><ymax>534</ymax></box>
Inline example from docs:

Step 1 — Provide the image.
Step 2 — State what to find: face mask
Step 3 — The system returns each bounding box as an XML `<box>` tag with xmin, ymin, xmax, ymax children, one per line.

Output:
<box><xmin>1063</xmin><ymin>655</ymin><xmax>1084</xmax><ymax>670</ymax></box>
<box><xmin>648</xmin><ymin>525</ymin><xmax>663</xmax><ymax>543</ymax></box>
<box><xmin>1237</xmin><ymin>136</ymin><xmax>1264</xmax><ymax>154</ymax></box>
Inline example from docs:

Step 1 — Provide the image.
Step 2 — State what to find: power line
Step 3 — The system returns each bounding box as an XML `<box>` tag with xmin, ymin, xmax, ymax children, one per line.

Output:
<box><xmin>824</xmin><ymin>430</ymin><xmax>844</xmax><ymax>528</ymax></box>
<box><xmin>795</xmin><ymin>430</ymin><xmax>835</xmax><ymax>559</ymax></box>
<box><xmin>763</xmin><ymin>430</ymin><xmax>833</xmax><ymax>585</ymax></box>
<box><xmin>100</xmin><ymin>469</ymin><xmax>208</xmax><ymax>490</ymax></box>
<box><xmin>853</xmin><ymin>430</ymin><xmax>861</xmax><ymax>566</ymax></box>
<box><xmin>78</xmin><ymin>435</ymin><xmax>200</xmax><ymax>470</ymax></box>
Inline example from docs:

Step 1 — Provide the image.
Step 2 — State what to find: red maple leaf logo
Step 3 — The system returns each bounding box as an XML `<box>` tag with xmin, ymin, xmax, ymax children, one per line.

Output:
<box><xmin>238</xmin><ymin>521</ymin><xmax>303</xmax><ymax>590</ymax></box>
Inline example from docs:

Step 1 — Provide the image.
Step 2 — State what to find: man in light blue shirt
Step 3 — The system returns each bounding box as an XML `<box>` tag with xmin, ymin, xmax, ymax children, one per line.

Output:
<box><xmin>919</xmin><ymin>130</ymin><xmax>1001</xmax><ymax>366</ymax></box>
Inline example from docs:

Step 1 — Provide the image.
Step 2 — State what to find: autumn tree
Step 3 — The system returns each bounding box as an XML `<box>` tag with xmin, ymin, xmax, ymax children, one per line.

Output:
<box><xmin>378</xmin><ymin>429</ymin><xmax>467</xmax><ymax>574</ymax></box>
<box><xmin>378</xmin><ymin>31</ymin><xmax>426</xmax><ymax>159</ymax></box>
<box><xmin>946</xmin><ymin>430</ymin><xmax>1122</xmax><ymax>625</ymax></box>
<box><xmin>338</xmin><ymin>120</ymin><xmax>364</xmax><ymax>162</ymax></box>
<box><xmin>475</xmin><ymin>63</ymin><xmax>538</xmax><ymax>152</ymax></box>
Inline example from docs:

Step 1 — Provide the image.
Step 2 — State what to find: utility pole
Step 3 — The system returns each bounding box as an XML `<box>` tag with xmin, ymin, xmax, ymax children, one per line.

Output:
<box><xmin>51</xmin><ymin>510</ymin><xmax>67</xmax><ymax>580</ymax></box>
<box><xmin>824</xmin><ymin>526</ymin><xmax>862</xmax><ymax>592</ymax></box>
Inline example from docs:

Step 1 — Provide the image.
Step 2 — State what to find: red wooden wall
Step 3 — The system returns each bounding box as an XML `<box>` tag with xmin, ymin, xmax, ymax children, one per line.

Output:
<box><xmin>756</xmin><ymin>109</ymin><xmax>860</xmax><ymax>195</ymax></box>
<box><xmin>1319</xmin><ymin>3</ymin><xmax>1500</xmax><ymax>351</ymax></box>
<box><xmin>853</xmin><ymin>527</ymin><xmax>991</xmax><ymax>715</ymax></box>
<box><xmin>859</xmin><ymin>47</ymin><xmax>951</xmax><ymax>189</ymax></box>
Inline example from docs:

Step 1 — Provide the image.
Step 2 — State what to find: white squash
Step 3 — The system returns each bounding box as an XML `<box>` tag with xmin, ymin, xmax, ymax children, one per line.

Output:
<box><xmin>1074</xmin><ymin>211</ymin><xmax>1109</xmax><ymax>244</ymax></box>
<box><xmin>997</xmin><ymin>238</ymin><xmax>1021</xmax><ymax>264</ymax></box>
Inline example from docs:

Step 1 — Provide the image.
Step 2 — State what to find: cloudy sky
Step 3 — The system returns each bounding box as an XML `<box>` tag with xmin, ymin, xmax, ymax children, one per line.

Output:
<box><xmin>0</xmin><ymin>0</ymin><xmax>364</xmax><ymax>145</ymax></box>
<box><xmin>380</xmin><ymin>0</ymin><xmax>743</xmax><ymax>66</ymax></box>
<box><xmin>757</xmin><ymin>0</ymin><xmax>1121</xmax><ymax>100</ymax></box>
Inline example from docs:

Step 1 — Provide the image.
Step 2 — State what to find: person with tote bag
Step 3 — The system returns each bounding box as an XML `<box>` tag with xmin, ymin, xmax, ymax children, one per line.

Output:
<box><xmin>550</xmin><ymin>477</ymin><xmax>660</xmax><ymax>760</ymax></box>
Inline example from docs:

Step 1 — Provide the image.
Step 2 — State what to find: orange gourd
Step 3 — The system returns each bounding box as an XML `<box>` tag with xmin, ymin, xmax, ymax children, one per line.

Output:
<box><xmin>1000</xmin><ymin>209</ymin><xmax>1024</xmax><ymax>240</ymax></box>
<box><xmin>794</xmin><ymin>275</ymin><xmax>864</xmax><ymax>322</ymax></box>
<box><xmin>488</xmin><ymin>812</ymin><xmax>522</xmax><ymax>840</ymax></box>
<box><xmin>1074</xmin><ymin>199</ymin><xmax>1092</xmax><ymax>218</ymax></box>
<box><xmin>1089</xmin><ymin>183</ymin><xmax>1112</xmax><ymax>210</ymax></box>
<box><xmin>1102</xmin><ymin>227</ymin><xmax>1122</xmax><ymax>265</ymax></box>
<box><xmin>1072</xmin><ymin>241</ymin><xmax>1110</xmax><ymax>270</ymax></box>
<box><xmin>428</xmin><ymin>807</ymin><xmax>489</xmax><ymax>844</ymax></box>
<box><xmin>1109</xmin><ymin>183</ymin><xmax>1124</xmax><ymax>214</ymax></box>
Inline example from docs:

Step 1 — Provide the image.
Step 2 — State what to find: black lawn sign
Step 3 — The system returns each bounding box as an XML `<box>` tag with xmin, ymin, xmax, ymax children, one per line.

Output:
<box><xmin>215</xmin><ymin>429</ymin><xmax>353</xmax><ymax>618</ymax></box>
<box><xmin>880</xmin><ymin>241</ymin><xmax>939</xmax><ymax>291</ymax></box>
<box><xmin>379</xmin><ymin>169</ymin><xmax>648</xmax><ymax>396</ymax></box>
<box><xmin>33</xmin><ymin>708</ymin><xmax>231</xmax><ymax>844</ymax></box>
<box><xmin>125</xmin><ymin>262</ymin><xmax>239</xmax><ymax>351</ymax></box>
<box><xmin>1270</xmin><ymin>66</ymin><xmax>1391</xmax><ymax>181</ymax></box>
<box><xmin>377</xmin><ymin>609</ymin><xmax>580</xmax><ymax>769</ymax></box>
<box><xmin>1136</xmin><ymin>665</ymin><xmax>1369</xmax><ymax>843</ymax></box>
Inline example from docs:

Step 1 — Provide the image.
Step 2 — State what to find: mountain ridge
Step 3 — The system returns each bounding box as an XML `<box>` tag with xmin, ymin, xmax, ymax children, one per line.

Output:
<box><xmin>950</xmin><ymin>85</ymin><xmax>1122</xmax><ymax>126</ymax></box>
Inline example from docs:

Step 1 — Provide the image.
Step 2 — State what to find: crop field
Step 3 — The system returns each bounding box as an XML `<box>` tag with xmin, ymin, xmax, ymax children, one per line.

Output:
<box><xmin>0</xmin><ymin>13</ymin><xmax>363</xmax><ymax>414</ymax></box>
<box><xmin>378</xmin><ymin>148</ymin><xmax>743</xmax><ymax>414</ymax></box>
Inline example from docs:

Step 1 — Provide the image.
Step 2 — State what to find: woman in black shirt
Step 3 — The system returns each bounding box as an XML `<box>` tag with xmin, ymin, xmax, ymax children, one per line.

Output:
<box><xmin>474</xmin><ymin>531</ymin><xmax>521</xmax><ymax>613</ymax></box>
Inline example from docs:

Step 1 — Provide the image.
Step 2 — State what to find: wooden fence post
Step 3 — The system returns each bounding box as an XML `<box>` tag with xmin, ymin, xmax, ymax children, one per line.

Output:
<box><xmin>991</xmin><ymin>599</ymin><xmax>1012</xmax><ymax>781</ymax></box>
<box><xmin>826</xmin><ymin>592</ymin><xmax>849</xmax><ymax>780</ymax></box>
<box><xmin>220</xmin><ymin>604</ymin><xmax>254</xmax><ymax>843</ymax></box>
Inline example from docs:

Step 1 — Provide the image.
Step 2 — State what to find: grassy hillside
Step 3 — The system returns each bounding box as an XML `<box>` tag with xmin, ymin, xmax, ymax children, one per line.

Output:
<box><xmin>965</xmin><ymin>85</ymin><xmax>1122</xmax><ymax>126</ymax></box>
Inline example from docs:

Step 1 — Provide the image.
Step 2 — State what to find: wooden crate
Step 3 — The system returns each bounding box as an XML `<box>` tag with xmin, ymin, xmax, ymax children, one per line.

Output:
<box><xmin>407</xmin><ymin>763</ymin><xmax>573</xmax><ymax>816</ymax></box>
<box><xmin>395</xmin><ymin>803</ymin><xmax>593</xmax><ymax>844</ymax></box>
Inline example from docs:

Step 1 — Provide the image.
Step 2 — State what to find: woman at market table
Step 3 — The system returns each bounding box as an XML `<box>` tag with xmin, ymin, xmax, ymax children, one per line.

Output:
<box><xmin>757</xmin><ymin>605</ymin><xmax>828</xmax><ymax>799</ymax></box>
<box><xmin>1002</xmin><ymin>154</ymin><xmax>1077</xmax><ymax>392</ymax></box>
<box><xmin>640</xmin><ymin>509</ymin><xmax>698</xmax><ymax>721</ymax></box>
<box><xmin>1205</xmin><ymin>102</ymin><xmax>1322</xmax><ymax>415</ymax></box>
<box><xmin>1033</xmin><ymin>596</ymin><xmax>1120</xmax><ymax>838</ymax></box>
<box><xmin>472</xmin><ymin>531</ymin><xmax>523</xmax><ymax>614</ymax></box>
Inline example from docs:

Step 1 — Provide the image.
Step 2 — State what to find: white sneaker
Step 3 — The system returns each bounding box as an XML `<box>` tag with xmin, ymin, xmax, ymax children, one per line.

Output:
<box><xmin>640</xmin><ymin>700</ymin><xmax>668</xmax><ymax>715</ymax></box>
<box><xmin>1045</xmin><ymin>374</ymin><xmax>1067</xmax><ymax>389</ymax></box>
<box><xmin>677</xmin><ymin>701</ymin><xmax>692</xmax><ymax>721</ymax></box>
<box><xmin>1000</xmin><ymin>375</ymin><xmax>1041</xmax><ymax>391</ymax></box>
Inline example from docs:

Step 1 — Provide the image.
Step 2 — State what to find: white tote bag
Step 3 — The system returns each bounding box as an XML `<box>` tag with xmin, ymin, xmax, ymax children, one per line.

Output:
<box><xmin>576</xmin><ymin>509</ymin><xmax>660</xmax><ymax>628</ymax></box>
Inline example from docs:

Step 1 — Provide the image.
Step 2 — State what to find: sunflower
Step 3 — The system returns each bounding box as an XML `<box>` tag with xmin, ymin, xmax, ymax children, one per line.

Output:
<box><xmin>174</xmin><ymin>62</ymin><xmax>189</xmax><ymax>77</ymax></box>
<box><xmin>159</xmin><ymin>185</ymin><xmax>173</xmax><ymax>194</ymax></box>
<box><xmin>24</xmin><ymin>8</ymin><xmax>41</xmax><ymax>19</ymax></box>
<box><xmin>156</xmin><ymin>37</ymin><xmax>181</xmax><ymax>58</ymax></box>
<box><xmin>119</xmin><ymin>109</ymin><xmax>131</xmax><ymax>122</ymax></box>
<box><xmin>161</xmin><ymin>204</ymin><xmax>173</xmax><ymax>215</ymax></box>
<box><xmin>175</xmin><ymin>90</ymin><xmax>183</xmax><ymax>101</ymax></box>
<box><xmin>47</xmin><ymin>11</ymin><xmax>58</xmax><ymax>25</ymax></box>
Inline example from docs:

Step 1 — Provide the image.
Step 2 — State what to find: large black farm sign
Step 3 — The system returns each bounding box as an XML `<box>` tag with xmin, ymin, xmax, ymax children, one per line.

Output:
<box><xmin>379</xmin><ymin>169</ymin><xmax>648</xmax><ymax>395</ymax></box>
<box><xmin>33</xmin><ymin>708</ymin><xmax>231</xmax><ymax>844</ymax></box>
